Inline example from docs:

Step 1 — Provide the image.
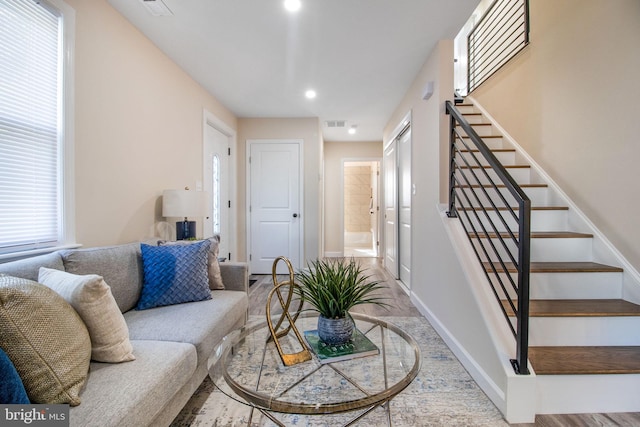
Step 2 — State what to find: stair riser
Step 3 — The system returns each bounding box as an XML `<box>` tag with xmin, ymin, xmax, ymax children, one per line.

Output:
<box><xmin>525</xmin><ymin>317</ymin><xmax>640</xmax><ymax>346</ymax></box>
<box><xmin>461</xmin><ymin>186</ymin><xmax>551</xmax><ymax>208</ymax></box>
<box><xmin>458</xmin><ymin>150</ymin><xmax>516</xmax><ymax>166</ymax></box>
<box><xmin>463</xmin><ymin>209</ymin><xmax>568</xmax><ymax>232</ymax></box>
<box><xmin>472</xmin><ymin>238</ymin><xmax>593</xmax><ymax>263</ymax></box>
<box><xmin>456</xmin><ymin>105</ymin><xmax>477</xmax><ymax>114</ymax></box>
<box><xmin>494</xmin><ymin>271</ymin><xmax>623</xmax><ymax>300</ymax></box>
<box><xmin>457</xmin><ymin>167</ymin><xmax>531</xmax><ymax>186</ymax></box>
<box><xmin>461</xmin><ymin>114</ymin><xmax>488</xmax><ymax>124</ymax></box>
<box><xmin>456</xmin><ymin>124</ymin><xmax>500</xmax><ymax>136</ymax></box>
<box><xmin>458</xmin><ymin>136</ymin><xmax>506</xmax><ymax>150</ymax></box>
<box><xmin>536</xmin><ymin>374</ymin><xmax>640</xmax><ymax>414</ymax></box>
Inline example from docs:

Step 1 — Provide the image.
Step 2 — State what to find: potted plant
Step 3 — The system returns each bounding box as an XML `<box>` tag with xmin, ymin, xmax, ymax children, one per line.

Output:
<box><xmin>295</xmin><ymin>258</ymin><xmax>388</xmax><ymax>345</ymax></box>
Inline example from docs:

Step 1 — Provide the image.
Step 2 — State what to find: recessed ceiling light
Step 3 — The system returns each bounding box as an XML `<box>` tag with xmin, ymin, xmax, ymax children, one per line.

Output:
<box><xmin>284</xmin><ymin>0</ymin><xmax>301</xmax><ymax>12</ymax></box>
<box><xmin>305</xmin><ymin>89</ymin><xmax>316</xmax><ymax>99</ymax></box>
<box><xmin>348</xmin><ymin>126</ymin><xmax>357</xmax><ymax>135</ymax></box>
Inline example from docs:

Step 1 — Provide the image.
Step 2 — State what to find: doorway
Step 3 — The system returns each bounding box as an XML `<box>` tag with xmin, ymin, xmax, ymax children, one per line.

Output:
<box><xmin>203</xmin><ymin>111</ymin><xmax>235</xmax><ymax>261</ymax></box>
<box><xmin>343</xmin><ymin>160</ymin><xmax>380</xmax><ymax>258</ymax></box>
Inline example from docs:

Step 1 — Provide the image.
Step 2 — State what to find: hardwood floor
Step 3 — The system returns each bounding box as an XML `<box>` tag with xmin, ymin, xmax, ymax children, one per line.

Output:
<box><xmin>248</xmin><ymin>257</ymin><xmax>640</xmax><ymax>426</ymax></box>
<box><xmin>248</xmin><ymin>257</ymin><xmax>421</xmax><ymax>318</ymax></box>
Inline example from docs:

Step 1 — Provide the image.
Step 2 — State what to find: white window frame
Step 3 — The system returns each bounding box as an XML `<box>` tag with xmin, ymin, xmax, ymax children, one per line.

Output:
<box><xmin>0</xmin><ymin>0</ymin><xmax>77</xmax><ymax>261</ymax></box>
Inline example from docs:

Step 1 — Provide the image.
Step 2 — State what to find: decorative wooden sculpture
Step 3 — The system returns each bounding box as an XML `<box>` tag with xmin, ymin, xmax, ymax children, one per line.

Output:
<box><xmin>265</xmin><ymin>256</ymin><xmax>311</xmax><ymax>366</ymax></box>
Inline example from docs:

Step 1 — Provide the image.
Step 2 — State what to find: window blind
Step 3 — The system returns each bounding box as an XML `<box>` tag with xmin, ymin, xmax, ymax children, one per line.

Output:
<box><xmin>0</xmin><ymin>0</ymin><xmax>62</xmax><ymax>253</ymax></box>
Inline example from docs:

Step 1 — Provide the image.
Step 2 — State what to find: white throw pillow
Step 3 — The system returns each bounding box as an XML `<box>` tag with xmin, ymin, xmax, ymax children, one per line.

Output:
<box><xmin>38</xmin><ymin>267</ymin><xmax>135</xmax><ymax>363</ymax></box>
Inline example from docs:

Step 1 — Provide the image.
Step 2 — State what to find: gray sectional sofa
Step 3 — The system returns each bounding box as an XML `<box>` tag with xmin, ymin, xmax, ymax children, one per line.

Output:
<box><xmin>0</xmin><ymin>242</ymin><xmax>249</xmax><ymax>427</ymax></box>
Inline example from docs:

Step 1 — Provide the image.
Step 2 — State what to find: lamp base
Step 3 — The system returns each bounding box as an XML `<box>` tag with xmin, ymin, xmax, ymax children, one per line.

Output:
<box><xmin>176</xmin><ymin>221</ymin><xmax>196</xmax><ymax>240</ymax></box>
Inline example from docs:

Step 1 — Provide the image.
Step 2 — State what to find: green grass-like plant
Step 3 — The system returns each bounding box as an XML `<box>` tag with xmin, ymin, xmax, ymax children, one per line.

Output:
<box><xmin>295</xmin><ymin>258</ymin><xmax>388</xmax><ymax>319</ymax></box>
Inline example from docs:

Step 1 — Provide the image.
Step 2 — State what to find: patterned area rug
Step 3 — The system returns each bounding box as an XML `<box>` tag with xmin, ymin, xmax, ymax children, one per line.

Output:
<box><xmin>170</xmin><ymin>316</ymin><xmax>509</xmax><ymax>427</ymax></box>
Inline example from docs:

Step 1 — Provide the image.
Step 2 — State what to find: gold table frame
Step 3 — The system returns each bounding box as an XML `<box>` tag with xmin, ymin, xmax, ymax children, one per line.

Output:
<box><xmin>208</xmin><ymin>312</ymin><xmax>421</xmax><ymax>426</ymax></box>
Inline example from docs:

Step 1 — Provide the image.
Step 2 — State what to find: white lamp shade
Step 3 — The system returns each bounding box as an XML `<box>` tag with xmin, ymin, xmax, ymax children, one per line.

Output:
<box><xmin>162</xmin><ymin>189</ymin><xmax>208</xmax><ymax>218</ymax></box>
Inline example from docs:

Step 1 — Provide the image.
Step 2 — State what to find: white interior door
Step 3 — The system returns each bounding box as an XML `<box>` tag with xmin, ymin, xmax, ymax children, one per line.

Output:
<box><xmin>383</xmin><ymin>142</ymin><xmax>398</xmax><ymax>278</ymax></box>
<box><xmin>398</xmin><ymin>127</ymin><xmax>412</xmax><ymax>288</ymax></box>
<box><xmin>203</xmin><ymin>118</ymin><xmax>231</xmax><ymax>259</ymax></box>
<box><xmin>249</xmin><ymin>140</ymin><xmax>302</xmax><ymax>274</ymax></box>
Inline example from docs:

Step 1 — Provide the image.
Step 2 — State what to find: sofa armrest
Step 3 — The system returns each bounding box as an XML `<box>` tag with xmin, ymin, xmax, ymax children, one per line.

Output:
<box><xmin>219</xmin><ymin>262</ymin><xmax>249</xmax><ymax>293</ymax></box>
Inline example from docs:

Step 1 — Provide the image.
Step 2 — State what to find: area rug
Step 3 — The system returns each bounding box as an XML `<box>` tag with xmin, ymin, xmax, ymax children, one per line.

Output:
<box><xmin>170</xmin><ymin>316</ymin><xmax>509</xmax><ymax>427</ymax></box>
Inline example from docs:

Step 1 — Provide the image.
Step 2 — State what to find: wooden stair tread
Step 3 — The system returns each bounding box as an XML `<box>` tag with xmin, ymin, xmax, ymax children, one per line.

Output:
<box><xmin>502</xmin><ymin>299</ymin><xmax>640</xmax><ymax>317</ymax></box>
<box><xmin>461</xmin><ymin>135</ymin><xmax>502</xmax><ymax>138</ymax></box>
<box><xmin>484</xmin><ymin>261</ymin><xmax>623</xmax><ymax>273</ymax></box>
<box><xmin>470</xmin><ymin>231</ymin><xmax>593</xmax><ymax>239</ymax></box>
<box><xmin>463</xmin><ymin>206</ymin><xmax>569</xmax><ymax>211</ymax></box>
<box><xmin>455</xmin><ymin>183</ymin><xmax>547</xmax><ymax>188</ymax></box>
<box><xmin>459</xmin><ymin>148</ymin><xmax>515</xmax><ymax>153</ymax></box>
<box><xmin>458</xmin><ymin>164</ymin><xmax>530</xmax><ymax>169</ymax></box>
<box><xmin>529</xmin><ymin>346</ymin><xmax>640</xmax><ymax>375</ymax></box>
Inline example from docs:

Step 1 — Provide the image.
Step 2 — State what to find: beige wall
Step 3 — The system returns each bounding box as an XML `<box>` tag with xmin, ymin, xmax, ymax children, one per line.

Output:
<box><xmin>384</xmin><ymin>39</ymin><xmax>508</xmax><ymax>393</ymax></box>
<box><xmin>236</xmin><ymin>118</ymin><xmax>322</xmax><ymax>264</ymax></box>
<box><xmin>471</xmin><ymin>0</ymin><xmax>640</xmax><ymax>270</ymax></box>
<box><xmin>323</xmin><ymin>141</ymin><xmax>382</xmax><ymax>254</ymax></box>
<box><xmin>67</xmin><ymin>0</ymin><xmax>237</xmax><ymax>247</ymax></box>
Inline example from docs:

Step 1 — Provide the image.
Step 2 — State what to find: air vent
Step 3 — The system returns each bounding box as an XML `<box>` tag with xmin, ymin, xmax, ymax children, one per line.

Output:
<box><xmin>325</xmin><ymin>120</ymin><xmax>346</xmax><ymax>128</ymax></box>
<box><xmin>139</xmin><ymin>0</ymin><xmax>173</xmax><ymax>16</ymax></box>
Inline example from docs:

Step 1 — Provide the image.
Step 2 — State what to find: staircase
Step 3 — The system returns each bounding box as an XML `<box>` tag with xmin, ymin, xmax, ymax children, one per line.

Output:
<box><xmin>452</xmin><ymin>99</ymin><xmax>640</xmax><ymax>414</ymax></box>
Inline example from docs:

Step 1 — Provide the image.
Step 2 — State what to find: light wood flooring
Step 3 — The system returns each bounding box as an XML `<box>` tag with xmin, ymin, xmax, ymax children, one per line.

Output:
<box><xmin>248</xmin><ymin>257</ymin><xmax>640</xmax><ymax>427</ymax></box>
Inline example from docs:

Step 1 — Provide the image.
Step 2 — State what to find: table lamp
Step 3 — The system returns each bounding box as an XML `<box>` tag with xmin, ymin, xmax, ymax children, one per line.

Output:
<box><xmin>162</xmin><ymin>188</ymin><xmax>208</xmax><ymax>240</ymax></box>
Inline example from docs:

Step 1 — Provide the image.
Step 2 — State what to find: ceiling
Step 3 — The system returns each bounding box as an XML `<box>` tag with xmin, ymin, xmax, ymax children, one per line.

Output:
<box><xmin>107</xmin><ymin>0</ymin><xmax>479</xmax><ymax>142</ymax></box>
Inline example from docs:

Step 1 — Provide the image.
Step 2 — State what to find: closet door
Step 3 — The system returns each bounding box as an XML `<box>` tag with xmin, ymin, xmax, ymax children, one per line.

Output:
<box><xmin>398</xmin><ymin>127</ymin><xmax>411</xmax><ymax>288</ymax></box>
<box><xmin>383</xmin><ymin>142</ymin><xmax>398</xmax><ymax>278</ymax></box>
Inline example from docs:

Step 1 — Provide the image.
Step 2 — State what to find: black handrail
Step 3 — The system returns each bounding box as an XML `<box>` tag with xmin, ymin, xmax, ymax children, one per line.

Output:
<box><xmin>446</xmin><ymin>100</ymin><xmax>530</xmax><ymax>375</ymax></box>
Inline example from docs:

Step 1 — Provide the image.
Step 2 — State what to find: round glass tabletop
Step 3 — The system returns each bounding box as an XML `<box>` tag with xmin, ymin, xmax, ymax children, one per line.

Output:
<box><xmin>208</xmin><ymin>312</ymin><xmax>421</xmax><ymax>416</ymax></box>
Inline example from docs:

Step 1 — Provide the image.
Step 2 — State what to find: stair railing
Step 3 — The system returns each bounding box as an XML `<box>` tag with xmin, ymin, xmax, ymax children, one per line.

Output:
<box><xmin>467</xmin><ymin>0</ymin><xmax>529</xmax><ymax>94</ymax></box>
<box><xmin>445</xmin><ymin>100</ymin><xmax>531</xmax><ymax>375</ymax></box>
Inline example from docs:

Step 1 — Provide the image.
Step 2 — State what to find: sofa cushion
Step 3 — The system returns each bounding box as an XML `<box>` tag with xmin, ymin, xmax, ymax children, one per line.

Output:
<box><xmin>70</xmin><ymin>340</ymin><xmax>196</xmax><ymax>427</ymax></box>
<box><xmin>0</xmin><ymin>346</ymin><xmax>30</xmax><ymax>404</ymax></box>
<box><xmin>137</xmin><ymin>240</ymin><xmax>212</xmax><ymax>310</ymax></box>
<box><xmin>60</xmin><ymin>243</ymin><xmax>144</xmax><ymax>313</ymax></box>
<box><xmin>125</xmin><ymin>290</ymin><xmax>248</xmax><ymax>362</ymax></box>
<box><xmin>0</xmin><ymin>252</ymin><xmax>64</xmax><ymax>282</ymax></box>
<box><xmin>38</xmin><ymin>267</ymin><xmax>135</xmax><ymax>363</ymax></box>
<box><xmin>0</xmin><ymin>275</ymin><xmax>91</xmax><ymax>406</ymax></box>
<box><xmin>158</xmin><ymin>235</ymin><xmax>224</xmax><ymax>290</ymax></box>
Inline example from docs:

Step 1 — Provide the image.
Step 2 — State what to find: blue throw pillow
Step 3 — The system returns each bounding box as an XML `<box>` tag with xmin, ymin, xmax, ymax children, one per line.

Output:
<box><xmin>137</xmin><ymin>240</ymin><xmax>212</xmax><ymax>310</ymax></box>
<box><xmin>0</xmin><ymin>347</ymin><xmax>30</xmax><ymax>404</ymax></box>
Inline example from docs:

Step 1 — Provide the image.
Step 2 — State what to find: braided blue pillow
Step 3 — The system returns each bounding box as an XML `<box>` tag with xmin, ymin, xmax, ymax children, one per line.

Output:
<box><xmin>137</xmin><ymin>240</ymin><xmax>211</xmax><ymax>310</ymax></box>
<box><xmin>0</xmin><ymin>346</ymin><xmax>29</xmax><ymax>404</ymax></box>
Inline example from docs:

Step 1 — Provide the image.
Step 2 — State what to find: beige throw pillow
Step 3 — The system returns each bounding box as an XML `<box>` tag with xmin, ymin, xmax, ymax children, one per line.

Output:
<box><xmin>158</xmin><ymin>235</ymin><xmax>224</xmax><ymax>290</ymax></box>
<box><xmin>0</xmin><ymin>275</ymin><xmax>91</xmax><ymax>406</ymax></box>
<box><xmin>38</xmin><ymin>267</ymin><xmax>135</xmax><ymax>363</ymax></box>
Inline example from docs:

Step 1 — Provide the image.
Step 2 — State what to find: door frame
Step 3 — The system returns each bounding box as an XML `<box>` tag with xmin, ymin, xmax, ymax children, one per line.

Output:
<box><xmin>202</xmin><ymin>109</ymin><xmax>236</xmax><ymax>260</ymax></box>
<box><xmin>341</xmin><ymin>158</ymin><xmax>381</xmax><ymax>257</ymax></box>
<box><xmin>246</xmin><ymin>139</ymin><xmax>304</xmax><ymax>271</ymax></box>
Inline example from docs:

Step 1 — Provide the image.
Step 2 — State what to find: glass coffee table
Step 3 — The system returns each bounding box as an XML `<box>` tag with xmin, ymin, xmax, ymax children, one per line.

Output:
<box><xmin>208</xmin><ymin>312</ymin><xmax>421</xmax><ymax>426</ymax></box>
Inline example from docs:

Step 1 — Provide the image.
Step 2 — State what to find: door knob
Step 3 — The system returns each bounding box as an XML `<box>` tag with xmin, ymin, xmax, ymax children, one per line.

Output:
<box><xmin>293</xmin><ymin>213</ymin><xmax>298</xmax><ymax>218</ymax></box>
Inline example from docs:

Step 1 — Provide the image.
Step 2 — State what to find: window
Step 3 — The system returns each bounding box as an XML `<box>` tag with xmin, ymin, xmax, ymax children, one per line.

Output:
<box><xmin>0</xmin><ymin>0</ymin><xmax>75</xmax><ymax>257</ymax></box>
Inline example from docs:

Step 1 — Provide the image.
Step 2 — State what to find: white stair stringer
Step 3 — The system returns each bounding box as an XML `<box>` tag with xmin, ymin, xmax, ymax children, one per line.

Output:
<box><xmin>454</xmin><ymin>97</ymin><xmax>640</xmax><ymax>416</ymax></box>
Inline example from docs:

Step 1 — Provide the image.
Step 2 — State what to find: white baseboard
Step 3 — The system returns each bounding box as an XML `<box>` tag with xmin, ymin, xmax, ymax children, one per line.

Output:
<box><xmin>410</xmin><ymin>293</ymin><xmax>507</xmax><ymax>413</ymax></box>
